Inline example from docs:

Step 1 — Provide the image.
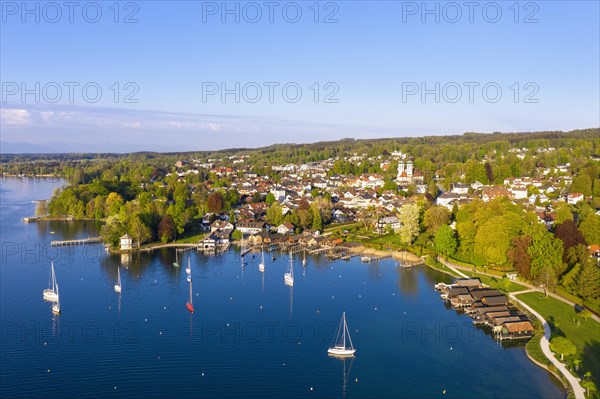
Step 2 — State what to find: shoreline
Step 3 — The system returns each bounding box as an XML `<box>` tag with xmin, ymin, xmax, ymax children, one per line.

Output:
<box><xmin>422</xmin><ymin>259</ymin><xmax>575</xmax><ymax>398</ymax></box>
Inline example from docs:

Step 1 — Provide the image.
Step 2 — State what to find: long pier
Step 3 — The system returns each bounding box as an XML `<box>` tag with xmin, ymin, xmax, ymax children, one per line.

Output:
<box><xmin>51</xmin><ymin>237</ymin><xmax>102</xmax><ymax>247</ymax></box>
<box><xmin>139</xmin><ymin>243</ymin><xmax>198</xmax><ymax>252</ymax></box>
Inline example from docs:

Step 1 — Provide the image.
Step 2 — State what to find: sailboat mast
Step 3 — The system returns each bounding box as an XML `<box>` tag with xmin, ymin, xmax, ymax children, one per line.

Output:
<box><xmin>51</xmin><ymin>262</ymin><xmax>56</xmax><ymax>292</ymax></box>
<box><xmin>189</xmin><ymin>278</ymin><xmax>193</xmax><ymax>306</ymax></box>
<box><xmin>342</xmin><ymin>312</ymin><xmax>346</xmax><ymax>348</ymax></box>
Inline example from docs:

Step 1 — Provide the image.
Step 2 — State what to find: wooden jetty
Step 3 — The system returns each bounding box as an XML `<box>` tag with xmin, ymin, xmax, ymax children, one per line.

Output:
<box><xmin>51</xmin><ymin>237</ymin><xmax>102</xmax><ymax>247</ymax></box>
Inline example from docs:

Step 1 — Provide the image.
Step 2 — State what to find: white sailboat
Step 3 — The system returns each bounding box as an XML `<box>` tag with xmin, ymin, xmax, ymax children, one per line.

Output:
<box><xmin>185</xmin><ymin>258</ymin><xmax>191</xmax><ymax>275</ymax></box>
<box><xmin>328</xmin><ymin>312</ymin><xmax>356</xmax><ymax>357</ymax></box>
<box><xmin>284</xmin><ymin>251</ymin><xmax>294</xmax><ymax>286</ymax></box>
<box><xmin>43</xmin><ymin>262</ymin><xmax>59</xmax><ymax>302</ymax></box>
<box><xmin>114</xmin><ymin>266</ymin><xmax>122</xmax><ymax>293</ymax></box>
<box><xmin>258</xmin><ymin>247</ymin><xmax>265</xmax><ymax>272</ymax></box>
<box><xmin>52</xmin><ymin>283</ymin><xmax>61</xmax><ymax>315</ymax></box>
<box><xmin>302</xmin><ymin>249</ymin><xmax>307</xmax><ymax>267</ymax></box>
<box><xmin>173</xmin><ymin>249</ymin><xmax>180</xmax><ymax>268</ymax></box>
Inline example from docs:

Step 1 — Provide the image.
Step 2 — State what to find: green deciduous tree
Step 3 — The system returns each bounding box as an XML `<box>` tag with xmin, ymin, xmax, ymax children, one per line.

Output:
<box><xmin>423</xmin><ymin>206</ymin><xmax>450</xmax><ymax>234</ymax></box>
<box><xmin>577</xmin><ymin>260</ymin><xmax>600</xmax><ymax>301</ymax></box>
<box><xmin>580</xmin><ymin>214</ymin><xmax>600</xmax><ymax>245</ymax></box>
<box><xmin>105</xmin><ymin>192</ymin><xmax>124</xmax><ymax>216</ymax></box>
<box><xmin>311</xmin><ymin>205</ymin><xmax>322</xmax><ymax>231</ymax></box>
<box><xmin>266</xmin><ymin>202</ymin><xmax>284</xmax><ymax>226</ymax></box>
<box><xmin>435</xmin><ymin>224</ymin><xmax>457</xmax><ymax>256</ymax></box>
<box><xmin>528</xmin><ymin>224</ymin><xmax>564</xmax><ymax>296</ymax></box>
<box><xmin>100</xmin><ymin>215</ymin><xmax>126</xmax><ymax>247</ymax></box>
<box><xmin>554</xmin><ymin>202</ymin><xmax>573</xmax><ymax>225</ymax></box>
<box><xmin>398</xmin><ymin>203</ymin><xmax>421</xmax><ymax>245</ymax></box>
<box><xmin>549</xmin><ymin>336</ymin><xmax>577</xmax><ymax>360</ymax></box>
<box><xmin>130</xmin><ymin>216</ymin><xmax>152</xmax><ymax>248</ymax></box>
<box><xmin>570</xmin><ymin>174</ymin><xmax>592</xmax><ymax>196</ymax></box>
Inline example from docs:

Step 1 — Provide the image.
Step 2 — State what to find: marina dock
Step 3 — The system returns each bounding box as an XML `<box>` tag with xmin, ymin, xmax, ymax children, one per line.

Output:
<box><xmin>51</xmin><ymin>237</ymin><xmax>102</xmax><ymax>247</ymax></box>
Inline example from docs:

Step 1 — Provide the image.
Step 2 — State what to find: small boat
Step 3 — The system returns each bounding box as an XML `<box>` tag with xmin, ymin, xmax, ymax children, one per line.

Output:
<box><xmin>185</xmin><ymin>258</ymin><xmax>191</xmax><ymax>275</ymax></box>
<box><xmin>259</xmin><ymin>247</ymin><xmax>265</xmax><ymax>273</ymax></box>
<box><xmin>360</xmin><ymin>256</ymin><xmax>371</xmax><ymax>263</ymax></box>
<box><xmin>328</xmin><ymin>312</ymin><xmax>356</xmax><ymax>357</ymax></box>
<box><xmin>302</xmin><ymin>250</ymin><xmax>307</xmax><ymax>267</ymax></box>
<box><xmin>43</xmin><ymin>262</ymin><xmax>59</xmax><ymax>302</ymax></box>
<box><xmin>284</xmin><ymin>251</ymin><xmax>294</xmax><ymax>286</ymax></box>
<box><xmin>114</xmin><ymin>266</ymin><xmax>122</xmax><ymax>293</ymax></box>
<box><xmin>186</xmin><ymin>273</ymin><xmax>194</xmax><ymax>313</ymax></box>
<box><xmin>173</xmin><ymin>250</ymin><xmax>180</xmax><ymax>268</ymax></box>
<box><xmin>272</xmin><ymin>254</ymin><xmax>277</xmax><ymax>261</ymax></box>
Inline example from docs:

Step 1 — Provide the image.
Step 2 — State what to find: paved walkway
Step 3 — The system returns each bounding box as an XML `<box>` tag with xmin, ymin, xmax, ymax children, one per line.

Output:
<box><xmin>509</xmin><ymin>290</ymin><xmax>586</xmax><ymax>399</ymax></box>
<box><xmin>437</xmin><ymin>257</ymin><xmax>470</xmax><ymax>278</ymax></box>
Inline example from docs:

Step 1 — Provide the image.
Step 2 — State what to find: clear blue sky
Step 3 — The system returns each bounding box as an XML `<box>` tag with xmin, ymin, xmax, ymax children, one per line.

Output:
<box><xmin>1</xmin><ymin>1</ymin><xmax>598</xmax><ymax>152</ymax></box>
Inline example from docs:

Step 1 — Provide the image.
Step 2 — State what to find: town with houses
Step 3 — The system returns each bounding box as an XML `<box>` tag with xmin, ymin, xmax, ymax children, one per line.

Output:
<box><xmin>157</xmin><ymin>149</ymin><xmax>599</xmax><ymax>259</ymax></box>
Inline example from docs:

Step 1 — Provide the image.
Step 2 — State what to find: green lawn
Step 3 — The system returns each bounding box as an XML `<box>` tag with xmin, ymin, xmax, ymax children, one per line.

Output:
<box><xmin>517</xmin><ymin>291</ymin><xmax>600</xmax><ymax>394</ymax></box>
<box><xmin>173</xmin><ymin>233</ymin><xmax>206</xmax><ymax>244</ymax></box>
<box><xmin>365</xmin><ymin>233</ymin><xmax>404</xmax><ymax>250</ymax></box>
<box><xmin>470</xmin><ymin>272</ymin><xmax>528</xmax><ymax>293</ymax></box>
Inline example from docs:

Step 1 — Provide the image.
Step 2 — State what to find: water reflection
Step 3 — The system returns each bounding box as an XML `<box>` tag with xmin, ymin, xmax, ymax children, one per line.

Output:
<box><xmin>330</xmin><ymin>355</ymin><xmax>355</xmax><ymax>398</ymax></box>
<box><xmin>396</xmin><ymin>266</ymin><xmax>418</xmax><ymax>296</ymax></box>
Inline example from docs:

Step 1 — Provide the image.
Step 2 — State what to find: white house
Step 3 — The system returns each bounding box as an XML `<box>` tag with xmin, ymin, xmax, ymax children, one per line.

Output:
<box><xmin>236</xmin><ymin>221</ymin><xmax>265</xmax><ymax>235</ymax></box>
<box><xmin>510</xmin><ymin>186</ymin><xmax>528</xmax><ymax>200</ymax></box>
<box><xmin>277</xmin><ymin>223</ymin><xmax>295</xmax><ymax>235</ymax></box>
<box><xmin>120</xmin><ymin>233</ymin><xmax>133</xmax><ymax>251</ymax></box>
<box><xmin>451</xmin><ymin>183</ymin><xmax>469</xmax><ymax>195</ymax></box>
<box><xmin>270</xmin><ymin>187</ymin><xmax>287</xmax><ymax>202</ymax></box>
<box><xmin>436</xmin><ymin>193</ymin><xmax>461</xmax><ymax>210</ymax></box>
<box><xmin>567</xmin><ymin>193</ymin><xmax>584</xmax><ymax>205</ymax></box>
<box><xmin>377</xmin><ymin>216</ymin><xmax>401</xmax><ymax>233</ymax></box>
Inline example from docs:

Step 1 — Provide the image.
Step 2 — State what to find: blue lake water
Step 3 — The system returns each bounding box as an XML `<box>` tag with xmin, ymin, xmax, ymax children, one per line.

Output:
<box><xmin>0</xmin><ymin>177</ymin><xmax>565</xmax><ymax>398</ymax></box>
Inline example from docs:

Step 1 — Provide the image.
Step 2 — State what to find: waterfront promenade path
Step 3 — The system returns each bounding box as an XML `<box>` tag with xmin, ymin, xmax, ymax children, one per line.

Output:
<box><xmin>509</xmin><ymin>289</ymin><xmax>586</xmax><ymax>399</ymax></box>
<box><xmin>437</xmin><ymin>257</ymin><xmax>600</xmax><ymax>323</ymax></box>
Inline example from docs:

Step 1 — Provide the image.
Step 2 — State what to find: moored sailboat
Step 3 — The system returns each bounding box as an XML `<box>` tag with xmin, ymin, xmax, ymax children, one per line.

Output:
<box><xmin>186</xmin><ymin>274</ymin><xmax>194</xmax><ymax>313</ymax></box>
<box><xmin>185</xmin><ymin>258</ymin><xmax>191</xmax><ymax>275</ymax></box>
<box><xmin>43</xmin><ymin>262</ymin><xmax>59</xmax><ymax>302</ymax></box>
<box><xmin>114</xmin><ymin>266</ymin><xmax>122</xmax><ymax>293</ymax></box>
<box><xmin>52</xmin><ymin>283</ymin><xmax>61</xmax><ymax>315</ymax></box>
<box><xmin>173</xmin><ymin>250</ymin><xmax>180</xmax><ymax>268</ymax></box>
<box><xmin>328</xmin><ymin>312</ymin><xmax>356</xmax><ymax>357</ymax></box>
<box><xmin>259</xmin><ymin>247</ymin><xmax>265</xmax><ymax>272</ymax></box>
<box><xmin>284</xmin><ymin>251</ymin><xmax>294</xmax><ymax>286</ymax></box>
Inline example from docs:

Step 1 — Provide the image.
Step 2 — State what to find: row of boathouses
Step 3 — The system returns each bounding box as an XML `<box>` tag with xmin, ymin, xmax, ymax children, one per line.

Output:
<box><xmin>435</xmin><ymin>278</ymin><xmax>535</xmax><ymax>341</ymax></box>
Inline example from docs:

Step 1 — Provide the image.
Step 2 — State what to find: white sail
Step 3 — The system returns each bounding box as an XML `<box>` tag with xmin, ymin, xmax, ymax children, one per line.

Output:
<box><xmin>328</xmin><ymin>312</ymin><xmax>356</xmax><ymax>356</ymax></box>
<box><xmin>43</xmin><ymin>262</ymin><xmax>59</xmax><ymax>301</ymax></box>
<box><xmin>114</xmin><ymin>267</ymin><xmax>122</xmax><ymax>293</ymax></box>
<box><xmin>52</xmin><ymin>282</ymin><xmax>61</xmax><ymax>315</ymax></box>
<box><xmin>186</xmin><ymin>258</ymin><xmax>191</xmax><ymax>275</ymax></box>
<box><xmin>284</xmin><ymin>251</ymin><xmax>294</xmax><ymax>286</ymax></box>
<box><xmin>259</xmin><ymin>247</ymin><xmax>265</xmax><ymax>272</ymax></box>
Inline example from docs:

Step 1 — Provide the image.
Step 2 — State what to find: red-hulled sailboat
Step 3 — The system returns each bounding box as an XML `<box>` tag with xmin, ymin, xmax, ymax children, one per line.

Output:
<box><xmin>186</xmin><ymin>273</ymin><xmax>194</xmax><ymax>314</ymax></box>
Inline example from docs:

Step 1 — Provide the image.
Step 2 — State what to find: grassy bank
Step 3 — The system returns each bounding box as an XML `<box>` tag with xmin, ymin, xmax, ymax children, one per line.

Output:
<box><xmin>517</xmin><ymin>292</ymin><xmax>600</xmax><ymax>397</ymax></box>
